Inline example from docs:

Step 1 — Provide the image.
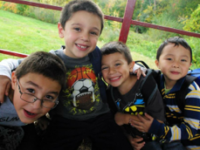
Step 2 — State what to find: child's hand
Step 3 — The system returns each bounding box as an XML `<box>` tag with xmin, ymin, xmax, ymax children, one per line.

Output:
<box><xmin>128</xmin><ymin>135</ymin><xmax>145</xmax><ymax>150</ymax></box>
<box><xmin>129</xmin><ymin>113</ymin><xmax>153</xmax><ymax>133</ymax></box>
<box><xmin>36</xmin><ymin>116</ymin><xmax>50</xmax><ymax>131</ymax></box>
<box><xmin>115</xmin><ymin>112</ymin><xmax>130</xmax><ymax>126</ymax></box>
<box><xmin>134</xmin><ymin>67</ymin><xmax>146</xmax><ymax>80</ymax></box>
<box><xmin>0</xmin><ymin>75</ymin><xmax>11</xmax><ymax>103</ymax></box>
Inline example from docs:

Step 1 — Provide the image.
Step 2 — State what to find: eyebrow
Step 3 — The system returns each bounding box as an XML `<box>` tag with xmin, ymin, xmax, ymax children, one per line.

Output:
<box><xmin>165</xmin><ymin>54</ymin><xmax>189</xmax><ymax>57</ymax></box>
<box><xmin>72</xmin><ymin>23</ymin><xmax>100</xmax><ymax>32</ymax></box>
<box><xmin>26</xmin><ymin>81</ymin><xmax>40</xmax><ymax>88</ymax></box>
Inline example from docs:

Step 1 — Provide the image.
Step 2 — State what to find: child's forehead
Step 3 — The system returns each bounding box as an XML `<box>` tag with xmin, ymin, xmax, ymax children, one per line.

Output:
<box><xmin>102</xmin><ymin>52</ymin><xmax>127</xmax><ymax>62</ymax></box>
<box><xmin>19</xmin><ymin>73</ymin><xmax>61</xmax><ymax>86</ymax></box>
<box><xmin>162</xmin><ymin>43</ymin><xmax>191</xmax><ymax>56</ymax></box>
<box><xmin>68</xmin><ymin>11</ymin><xmax>102</xmax><ymax>25</ymax></box>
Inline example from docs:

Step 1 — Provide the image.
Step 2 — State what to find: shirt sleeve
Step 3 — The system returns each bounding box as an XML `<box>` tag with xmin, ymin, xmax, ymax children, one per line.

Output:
<box><xmin>149</xmin><ymin>82</ymin><xmax>200</xmax><ymax>142</ymax></box>
<box><xmin>0</xmin><ymin>59</ymin><xmax>21</xmax><ymax>79</ymax></box>
<box><xmin>133</xmin><ymin>64</ymin><xmax>147</xmax><ymax>73</ymax></box>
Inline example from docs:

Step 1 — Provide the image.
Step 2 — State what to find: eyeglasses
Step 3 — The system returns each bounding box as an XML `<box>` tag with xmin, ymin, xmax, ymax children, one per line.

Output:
<box><xmin>17</xmin><ymin>80</ymin><xmax>59</xmax><ymax>109</ymax></box>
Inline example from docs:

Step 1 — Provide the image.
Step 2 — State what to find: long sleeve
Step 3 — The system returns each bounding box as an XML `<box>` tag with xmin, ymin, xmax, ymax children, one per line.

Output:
<box><xmin>149</xmin><ymin>82</ymin><xmax>200</xmax><ymax>142</ymax></box>
<box><xmin>0</xmin><ymin>59</ymin><xmax>22</xmax><ymax>79</ymax></box>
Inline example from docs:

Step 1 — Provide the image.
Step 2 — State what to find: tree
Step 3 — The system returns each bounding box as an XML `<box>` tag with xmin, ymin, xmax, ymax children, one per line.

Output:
<box><xmin>183</xmin><ymin>4</ymin><xmax>200</xmax><ymax>33</ymax></box>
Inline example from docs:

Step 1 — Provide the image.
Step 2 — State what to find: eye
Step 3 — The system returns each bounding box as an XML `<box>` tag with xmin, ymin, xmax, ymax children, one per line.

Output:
<box><xmin>181</xmin><ymin>59</ymin><xmax>187</xmax><ymax>62</ymax></box>
<box><xmin>115</xmin><ymin>63</ymin><xmax>121</xmax><ymax>66</ymax></box>
<box><xmin>166</xmin><ymin>58</ymin><xmax>172</xmax><ymax>61</ymax></box>
<box><xmin>26</xmin><ymin>88</ymin><xmax>35</xmax><ymax>94</ymax></box>
<box><xmin>101</xmin><ymin>67</ymin><xmax>108</xmax><ymax>70</ymax></box>
<box><xmin>74</xmin><ymin>27</ymin><xmax>81</xmax><ymax>32</ymax></box>
<box><xmin>90</xmin><ymin>31</ymin><xmax>98</xmax><ymax>35</ymax></box>
<box><xmin>44</xmin><ymin>95</ymin><xmax>55</xmax><ymax>101</ymax></box>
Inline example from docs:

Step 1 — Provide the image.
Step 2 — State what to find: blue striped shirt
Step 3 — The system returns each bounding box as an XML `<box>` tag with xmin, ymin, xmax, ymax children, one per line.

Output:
<box><xmin>149</xmin><ymin>75</ymin><xmax>200</xmax><ymax>148</ymax></box>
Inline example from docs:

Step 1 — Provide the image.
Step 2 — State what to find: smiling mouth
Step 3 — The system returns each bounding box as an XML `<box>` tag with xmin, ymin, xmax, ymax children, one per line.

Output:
<box><xmin>76</xmin><ymin>44</ymin><xmax>88</xmax><ymax>49</ymax></box>
<box><xmin>24</xmin><ymin>109</ymin><xmax>37</xmax><ymax>118</ymax></box>
<box><xmin>110</xmin><ymin>76</ymin><xmax>121</xmax><ymax>82</ymax></box>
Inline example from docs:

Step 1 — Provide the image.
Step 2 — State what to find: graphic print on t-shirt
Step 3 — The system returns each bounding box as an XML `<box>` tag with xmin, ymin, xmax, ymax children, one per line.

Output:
<box><xmin>122</xmin><ymin>93</ymin><xmax>145</xmax><ymax>116</ymax></box>
<box><xmin>63</xmin><ymin>66</ymin><xmax>101</xmax><ymax>114</ymax></box>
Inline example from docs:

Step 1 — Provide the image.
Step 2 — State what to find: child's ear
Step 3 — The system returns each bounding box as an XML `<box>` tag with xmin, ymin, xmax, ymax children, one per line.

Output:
<box><xmin>58</xmin><ymin>22</ymin><xmax>64</xmax><ymax>38</ymax></box>
<box><xmin>11</xmin><ymin>71</ymin><xmax>17</xmax><ymax>90</ymax></box>
<box><xmin>155</xmin><ymin>60</ymin><xmax>159</xmax><ymax>69</ymax></box>
<box><xmin>129</xmin><ymin>61</ymin><xmax>135</xmax><ymax>72</ymax></box>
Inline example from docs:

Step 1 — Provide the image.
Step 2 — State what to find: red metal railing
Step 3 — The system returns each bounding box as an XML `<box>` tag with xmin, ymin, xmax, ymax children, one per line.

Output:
<box><xmin>1</xmin><ymin>0</ymin><xmax>200</xmax><ymax>57</ymax></box>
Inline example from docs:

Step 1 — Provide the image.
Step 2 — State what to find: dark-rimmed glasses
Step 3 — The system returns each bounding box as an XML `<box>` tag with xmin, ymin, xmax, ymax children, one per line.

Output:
<box><xmin>17</xmin><ymin>80</ymin><xmax>59</xmax><ymax>109</ymax></box>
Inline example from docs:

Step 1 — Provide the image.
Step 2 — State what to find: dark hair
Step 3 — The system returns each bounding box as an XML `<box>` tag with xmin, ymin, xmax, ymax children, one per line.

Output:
<box><xmin>60</xmin><ymin>0</ymin><xmax>104</xmax><ymax>34</ymax></box>
<box><xmin>156</xmin><ymin>36</ymin><xmax>192</xmax><ymax>62</ymax></box>
<box><xmin>15</xmin><ymin>51</ymin><xmax>66</xmax><ymax>89</ymax></box>
<box><xmin>100</xmin><ymin>41</ymin><xmax>132</xmax><ymax>64</ymax></box>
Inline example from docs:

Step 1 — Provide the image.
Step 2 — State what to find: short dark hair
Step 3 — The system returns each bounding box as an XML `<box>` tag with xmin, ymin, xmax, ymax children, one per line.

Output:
<box><xmin>100</xmin><ymin>41</ymin><xmax>132</xmax><ymax>64</ymax></box>
<box><xmin>156</xmin><ymin>36</ymin><xmax>192</xmax><ymax>62</ymax></box>
<box><xmin>60</xmin><ymin>0</ymin><xmax>104</xmax><ymax>34</ymax></box>
<box><xmin>15</xmin><ymin>51</ymin><xmax>66</xmax><ymax>89</ymax></box>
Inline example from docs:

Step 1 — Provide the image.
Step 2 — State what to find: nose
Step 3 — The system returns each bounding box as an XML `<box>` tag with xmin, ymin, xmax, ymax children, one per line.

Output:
<box><xmin>32</xmin><ymin>98</ymin><xmax>42</xmax><ymax>109</ymax></box>
<box><xmin>109</xmin><ymin>67</ymin><xmax>116</xmax><ymax>74</ymax></box>
<box><xmin>173</xmin><ymin>61</ymin><xmax>179</xmax><ymax>68</ymax></box>
<box><xmin>81</xmin><ymin>32</ymin><xmax>89</xmax><ymax>41</ymax></box>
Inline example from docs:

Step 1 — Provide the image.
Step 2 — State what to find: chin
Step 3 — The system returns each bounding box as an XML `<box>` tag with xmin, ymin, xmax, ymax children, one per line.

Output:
<box><xmin>110</xmin><ymin>83</ymin><xmax>120</xmax><ymax>87</ymax></box>
<box><xmin>20</xmin><ymin>118</ymin><xmax>31</xmax><ymax>124</ymax></box>
<box><xmin>19</xmin><ymin>115</ymin><xmax>35</xmax><ymax>124</ymax></box>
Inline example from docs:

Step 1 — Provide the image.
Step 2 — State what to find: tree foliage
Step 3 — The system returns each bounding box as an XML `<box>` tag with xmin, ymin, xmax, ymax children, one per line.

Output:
<box><xmin>183</xmin><ymin>4</ymin><xmax>200</xmax><ymax>33</ymax></box>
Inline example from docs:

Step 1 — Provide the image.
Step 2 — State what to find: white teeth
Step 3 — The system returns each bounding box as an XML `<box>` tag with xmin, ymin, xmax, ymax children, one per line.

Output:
<box><xmin>81</xmin><ymin>45</ymin><xmax>86</xmax><ymax>48</ymax></box>
<box><xmin>110</xmin><ymin>77</ymin><xmax>119</xmax><ymax>81</ymax></box>
<box><xmin>77</xmin><ymin>44</ymin><xmax>87</xmax><ymax>49</ymax></box>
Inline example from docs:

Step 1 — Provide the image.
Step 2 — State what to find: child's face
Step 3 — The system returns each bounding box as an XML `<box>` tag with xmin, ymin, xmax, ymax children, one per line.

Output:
<box><xmin>58</xmin><ymin>10</ymin><xmax>101</xmax><ymax>58</ymax></box>
<box><xmin>101</xmin><ymin>52</ymin><xmax>134</xmax><ymax>88</ymax></box>
<box><xmin>11</xmin><ymin>72</ymin><xmax>61</xmax><ymax>124</ymax></box>
<box><xmin>155</xmin><ymin>43</ymin><xmax>192</xmax><ymax>82</ymax></box>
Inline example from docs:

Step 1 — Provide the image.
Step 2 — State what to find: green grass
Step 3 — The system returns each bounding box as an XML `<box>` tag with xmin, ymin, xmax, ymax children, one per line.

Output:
<box><xmin>0</xmin><ymin>9</ymin><xmax>63</xmax><ymax>57</ymax></box>
<box><xmin>0</xmin><ymin>9</ymin><xmax>161</xmax><ymax>69</ymax></box>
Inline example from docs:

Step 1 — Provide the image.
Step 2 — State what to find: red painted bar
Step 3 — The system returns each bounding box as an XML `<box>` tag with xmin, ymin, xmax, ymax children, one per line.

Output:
<box><xmin>2</xmin><ymin>0</ymin><xmax>62</xmax><ymax>10</ymax></box>
<box><xmin>104</xmin><ymin>15</ymin><xmax>123</xmax><ymax>22</ymax></box>
<box><xmin>0</xmin><ymin>49</ymin><xmax>28</xmax><ymax>58</ymax></box>
<box><xmin>119</xmin><ymin>0</ymin><xmax>136</xmax><ymax>43</ymax></box>
<box><xmin>131</xmin><ymin>20</ymin><xmax>200</xmax><ymax>38</ymax></box>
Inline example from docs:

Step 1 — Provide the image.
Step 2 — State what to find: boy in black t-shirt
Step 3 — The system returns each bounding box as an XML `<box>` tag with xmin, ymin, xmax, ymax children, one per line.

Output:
<box><xmin>100</xmin><ymin>41</ymin><xmax>166</xmax><ymax>150</ymax></box>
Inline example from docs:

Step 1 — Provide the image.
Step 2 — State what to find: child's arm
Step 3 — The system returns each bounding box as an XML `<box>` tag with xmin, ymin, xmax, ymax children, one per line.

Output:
<box><xmin>0</xmin><ymin>59</ymin><xmax>21</xmax><ymax>78</ymax></box>
<box><xmin>114</xmin><ymin>112</ymin><xmax>140</xmax><ymax>126</ymax></box>
<box><xmin>0</xmin><ymin>59</ymin><xmax>21</xmax><ymax>103</ymax></box>
<box><xmin>133</xmin><ymin>63</ymin><xmax>146</xmax><ymax>79</ymax></box>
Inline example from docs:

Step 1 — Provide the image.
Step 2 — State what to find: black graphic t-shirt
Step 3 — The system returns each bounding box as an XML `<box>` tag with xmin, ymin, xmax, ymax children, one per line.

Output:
<box><xmin>50</xmin><ymin>49</ymin><xmax>109</xmax><ymax>121</ymax></box>
<box><xmin>110</xmin><ymin>76</ymin><xmax>165</xmax><ymax>121</ymax></box>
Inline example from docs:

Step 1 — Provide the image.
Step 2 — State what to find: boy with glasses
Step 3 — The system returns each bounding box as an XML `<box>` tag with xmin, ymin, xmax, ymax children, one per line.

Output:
<box><xmin>0</xmin><ymin>51</ymin><xmax>66</xmax><ymax>150</ymax></box>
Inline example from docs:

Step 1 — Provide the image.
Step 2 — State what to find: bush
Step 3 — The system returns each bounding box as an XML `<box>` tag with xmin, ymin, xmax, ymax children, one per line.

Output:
<box><xmin>16</xmin><ymin>4</ymin><xmax>29</xmax><ymax>15</ymax></box>
<box><xmin>0</xmin><ymin>2</ymin><xmax>17</xmax><ymax>13</ymax></box>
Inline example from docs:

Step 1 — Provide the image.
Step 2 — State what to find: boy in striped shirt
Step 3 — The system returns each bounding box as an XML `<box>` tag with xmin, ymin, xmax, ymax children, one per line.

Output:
<box><xmin>131</xmin><ymin>37</ymin><xmax>200</xmax><ymax>150</ymax></box>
